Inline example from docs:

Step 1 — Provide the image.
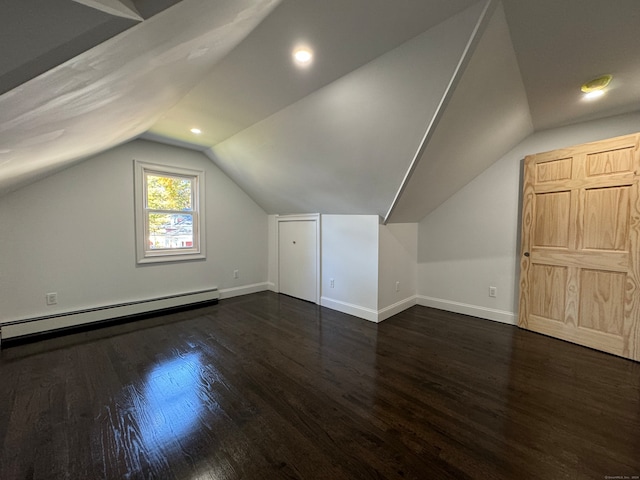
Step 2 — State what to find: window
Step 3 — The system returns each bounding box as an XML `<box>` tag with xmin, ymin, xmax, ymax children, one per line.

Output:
<box><xmin>134</xmin><ymin>161</ymin><xmax>205</xmax><ymax>264</ymax></box>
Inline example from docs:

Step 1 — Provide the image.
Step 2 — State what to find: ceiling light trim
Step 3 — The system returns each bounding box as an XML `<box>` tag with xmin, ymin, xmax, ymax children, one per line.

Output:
<box><xmin>580</xmin><ymin>74</ymin><xmax>613</xmax><ymax>93</ymax></box>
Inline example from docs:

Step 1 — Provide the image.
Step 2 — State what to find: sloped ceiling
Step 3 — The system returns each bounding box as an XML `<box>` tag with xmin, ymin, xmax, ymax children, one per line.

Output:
<box><xmin>146</xmin><ymin>0</ymin><xmax>478</xmax><ymax>147</ymax></box>
<box><xmin>0</xmin><ymin>0</ymin><xmax>182</xmax><ymax>95</ymax></box>
<box><xmin>2</xmin><ymin>0</ymin><xmax>640</xmax><ymax>222</ymax></box>
<box><xmin>0</xmin><ymin>0</ymin><xmax>280</xmax><ymax>195</ymax></box>
<box><xmin>386</xmin><ymin>2</ymin><xmax>533</xmax><ymax>223</ymax></box>
<box><xmin>207</xmin><ymin>2</ymin><xmax>488</xmax><ymax>216</ymax></box>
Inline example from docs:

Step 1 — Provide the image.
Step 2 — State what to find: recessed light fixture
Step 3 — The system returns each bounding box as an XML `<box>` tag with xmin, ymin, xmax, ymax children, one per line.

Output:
<box><xmin>581</xmin><ymin>74</ymin><xmax>612</xmax><ymax>100</ymax></box>
<box><xmin>293</xmin><ymin>47</ymin><xmax>313</xmax><ymax>67</ymax></box>
<box><xmin>584</xmin><ymin>90</ymin><xmax>605</xmax><ymax>100</ymax></box>
<box><xmin>190</xmin><ymin>128</ymin><xmax>202</xmax><ymax>135</ymax></box>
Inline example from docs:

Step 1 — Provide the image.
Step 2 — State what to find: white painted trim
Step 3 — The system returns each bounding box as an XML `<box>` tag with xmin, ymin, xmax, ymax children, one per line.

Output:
<box><xmin>416</xmin><ymin>295</ymin><xmax>517</xmax><ymax>325</ymax></box>
<box><xmin>320</xmin><ymin>295</ymin><xmax>417</xmax><ymax>323</ymax></box>
<box><xmin>275</xmin><ymin>214</ymin><xmax>321</xmax><ymax>304</ymax></box>
<box><xmin>276</xmin><ymin>214</ymin><xmax>321</xmax><ymax>223</ymax></box>
<box><xmin>267</xmin><ymin>282</ymin><xmax>277</xmax><ymax>292</ymax></box>
<box><xmin>219</xmin><ymin>282</ymin><xmax>269</xmax><ymax>299</ymax></box>
<box><xmin>378</xmin><ymin>296</ymin><xmax>418</xmax><ymax>322</ymax></box>
<box><xmin>320</xmin><ymin>296</ymin><xmax>379</xmax><ymax>323</ymax></box>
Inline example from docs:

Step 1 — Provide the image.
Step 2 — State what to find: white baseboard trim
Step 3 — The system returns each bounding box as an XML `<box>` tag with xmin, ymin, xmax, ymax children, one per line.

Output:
<box><xmin>320</xmin><ymin>295</ymin><xmax>417</xmax><ymax>323</ymax></box>
<box><xmin>219</xmin><ymin>282</ymin><xmax>269</xmax><ymax>299</ymax></box>
<box><xmin>320</xmin><ymin>297</ymin><xmax>379</xmax><ymax>323</ymax></box>
<box><xmin>267</xmin><ymin>282</ymin><xmax>277</xmax><ymax>293</ymax></box>
<box><xmin>417</xmin><ymin>295</ymin><xmax>517</xmax><ymax>325</ymax></box>
<box><xmin>378</xmin><ymin>296</ymin><xmax>418</xmax><ymax>322</ymax></box>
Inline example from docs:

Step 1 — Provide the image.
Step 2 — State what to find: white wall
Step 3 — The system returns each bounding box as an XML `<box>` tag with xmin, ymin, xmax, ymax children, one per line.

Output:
<box><xmin>320</xmin><ymin>215</ymin><xmax>379</xmax><ymax>321</ymax></box>
<box><xmin>417</xmin><ymin>111</ymin><xmax>640</xmax><ymax>324</ymax></box>
<box><xmin>0</xmin><ymin>139</ymin><xmax>268</xmax><ymax>336</ymax></box>
<box><xmin>378</xmin><ymin>223</ymin><xmax>418</xmax><ymax>320</ymax></box>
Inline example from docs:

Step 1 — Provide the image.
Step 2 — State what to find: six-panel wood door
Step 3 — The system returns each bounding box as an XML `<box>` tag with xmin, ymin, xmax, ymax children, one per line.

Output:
<box><xmin>518</xmin><ymin>133</ymin><xmax>640</xmax><ymax>361</ymax></box>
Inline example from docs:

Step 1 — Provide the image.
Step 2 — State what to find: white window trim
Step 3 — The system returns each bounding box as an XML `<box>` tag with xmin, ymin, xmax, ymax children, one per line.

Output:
<box><xmin>134</xmin><ymin>160</ymin><xmax>206</xmax><ymax>264</ymax></box>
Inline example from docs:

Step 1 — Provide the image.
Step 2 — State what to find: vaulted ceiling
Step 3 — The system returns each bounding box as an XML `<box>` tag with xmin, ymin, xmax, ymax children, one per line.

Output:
<box><xmin>2</xmin><ymin>0</ymin><xmax>640</xmax><ymax>222</ymax></box>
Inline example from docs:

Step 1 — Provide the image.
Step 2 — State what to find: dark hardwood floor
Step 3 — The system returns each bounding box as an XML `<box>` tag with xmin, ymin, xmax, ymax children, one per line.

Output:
<box><xmin>1</xmin><ymin>291</ymin><xmax>639</xmax><ymax>479</ymax></box>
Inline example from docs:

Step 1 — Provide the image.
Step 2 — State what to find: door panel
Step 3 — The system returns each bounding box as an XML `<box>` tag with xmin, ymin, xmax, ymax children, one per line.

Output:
<box><xmin>519</xmin><ymin>133</ymin><xmax>640</xmax><ymax>361</ymax></box>
<box><xmin>278</xmin><ymin>220</ymin><xmax>317</xmax><ymax>303</ymax></box>
<box><xmin>586</xmin><ymin>147</ymin><xmax>633</xmax><ymax>176</ymax></box>
<box><xmin>578</xmin><ymin>269</ymin><xmax>625</xmax><ymax>335</ymax></box>
<box><xmin>534</xmin><ymin>191</ymin><xmax>571</xmax><ymax>247</ymax></box>
<box><xmin>530</xmin><ymin>264</ymin><xmax>566</xmax><ymax>321</ymax></box>
<box><xmin>583</xmin><ymin>187</ymin><xmax>630</xmax><ymax>250</ymax></box>
<box><xmin>536</xmin><ymin>157</ymin><xmax>573</xmax><ymax>183</ymax></box>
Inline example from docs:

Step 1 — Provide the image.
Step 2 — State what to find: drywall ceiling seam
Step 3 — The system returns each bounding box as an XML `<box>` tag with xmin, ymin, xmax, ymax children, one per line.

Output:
<box><xmin>382</xmin><ymin>0</ymin><xmax>497</xmax><ymax>225</ymax></box>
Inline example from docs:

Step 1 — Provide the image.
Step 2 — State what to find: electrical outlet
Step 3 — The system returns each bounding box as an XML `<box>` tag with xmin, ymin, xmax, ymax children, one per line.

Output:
<box><xmin>330</xmin><ymin>278</ymin><xmax>335</xmax><ymax>288</ymax></box>
<box><xmin>233</xmin><ymin>269</ymin><xmax>239</xmax><ymax>279</ymax></box>
<box><xmin>46</xmin><ymin>292</ymin><xmax>58</xmax><ymax>305</ymax></box>
<box><xmin>489</xmin><ymin>286</ymin><xmax>497</xmax><ymax>298</ymax></box>
<box><xmin>395</xmin><ymin>281</ymin><xmax>400</xmax><ymax>292</ymax></box>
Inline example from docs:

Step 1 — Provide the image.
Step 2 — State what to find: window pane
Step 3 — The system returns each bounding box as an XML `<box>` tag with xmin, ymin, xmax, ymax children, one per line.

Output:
<box><xmin>148</xmin><ymin>213</ymin><xmax>194</xmax><ymax>250</ymax></box>
<box><xmin>146</xmin><ymin>174</ymin><xmax>192</xmax><ymax>210</ymax></box>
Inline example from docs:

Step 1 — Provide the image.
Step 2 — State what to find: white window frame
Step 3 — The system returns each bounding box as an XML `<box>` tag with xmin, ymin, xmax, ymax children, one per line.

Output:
<box><xmin>134</xmin><ymin>160</ymin><xmax>206</xmax><ymax>264</ymax></box>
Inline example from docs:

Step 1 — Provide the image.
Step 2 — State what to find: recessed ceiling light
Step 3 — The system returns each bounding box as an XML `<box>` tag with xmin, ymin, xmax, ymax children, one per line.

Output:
<box><xmin>293</xmin><ymin>47</ymin><xmax>313</xmax><ymax>67</ymax></box>
<box><xmin>584</xmin><ymin>90</ymin><xmax>605</xmax><ymax>100</ymax></box>
<box><xmin>581</xmin><ymin>74</ymin><xmax>612</xmax><ymax>100</ymax></box>
<box><xmin>190</xmin><ymin>128</ymin><xmax>202</xmax><ymax>135</ymax></box>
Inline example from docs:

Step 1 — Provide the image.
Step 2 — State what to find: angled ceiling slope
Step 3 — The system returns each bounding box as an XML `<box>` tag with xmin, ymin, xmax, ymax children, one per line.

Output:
<box><xmin>207</xmin><ymin>1</ymin><xmax>490</xmax><ymax>216</ymax></box>
<box><xmin>0</xmin><ymin>0</ymin><xmax>280</xmax><ymax>196</ymax></box>
<box><xmin>387</xmin><ymin>1</ymin><xmax>533</xmax><ymax>223</ymax></box>
<box><xmin>0</xmin><ymin>0</ymin><xmax>183</xmax><ymax>96</ymax></box>
<box><xmin>71</xmin><ymin>0</ymin><xmax>143</xmax><ymax>21</ymax></box>
<box><xmin>146</xmin><ymin>0</ymin><xmax>479</xmax><ymax>148</ymax></box>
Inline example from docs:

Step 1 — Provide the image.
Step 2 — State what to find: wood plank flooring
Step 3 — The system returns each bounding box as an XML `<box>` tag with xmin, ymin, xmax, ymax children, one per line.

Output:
<box><xmin>1</xmin><ymin>291</ymin><xmax>639</xmax><ymax>479</ymax></box>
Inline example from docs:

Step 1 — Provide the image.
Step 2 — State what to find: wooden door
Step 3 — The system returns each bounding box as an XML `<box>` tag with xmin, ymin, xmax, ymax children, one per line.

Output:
<box><xmin>519</xmin><ymin>133</ymin><xmax>640</xmax><ymax>361</ymax></box>
<box><xmin>278</xmin><ymin>219</ymin><xmax>318</xmax><ymax>303</ymax></box>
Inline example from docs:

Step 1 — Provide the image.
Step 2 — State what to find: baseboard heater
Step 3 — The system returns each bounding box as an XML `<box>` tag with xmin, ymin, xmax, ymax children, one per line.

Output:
<box><xmin>0</xmin><ymin>288</ymin><xmax>219</xmax><ymax>347</ymax></box>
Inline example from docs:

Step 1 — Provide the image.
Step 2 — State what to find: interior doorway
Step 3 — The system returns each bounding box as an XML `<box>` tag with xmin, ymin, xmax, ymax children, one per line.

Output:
<box><xmin>277</xmin><ymin>214</ymin><xmax>320</xmax><ymax>303</ymax></box>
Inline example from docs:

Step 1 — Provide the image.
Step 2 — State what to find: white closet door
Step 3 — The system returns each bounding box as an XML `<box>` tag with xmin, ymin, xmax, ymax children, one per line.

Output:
<box><xmin>278</xmin><ymin>220</ymin><xmax>317</xmax><ymax>303</ymax></box>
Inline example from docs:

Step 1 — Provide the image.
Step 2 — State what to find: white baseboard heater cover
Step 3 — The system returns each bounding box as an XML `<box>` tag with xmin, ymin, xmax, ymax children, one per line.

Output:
<box><xmin>0</xmin><ymin>288</ymin><xmax>219</xmax><ymax>344</ymax></box>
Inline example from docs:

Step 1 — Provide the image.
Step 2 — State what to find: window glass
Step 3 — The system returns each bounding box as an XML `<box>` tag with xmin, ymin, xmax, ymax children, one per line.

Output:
<box><xmin>134</xmin><ymin>161</ymin><xmax>205</xmax><ymax>264</ymax></box>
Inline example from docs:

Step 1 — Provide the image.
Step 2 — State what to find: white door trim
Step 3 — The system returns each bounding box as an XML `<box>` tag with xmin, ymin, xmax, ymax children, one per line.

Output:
<box><xmin>275</xmin><ymin>214</ymin><xmax>321</xmax><ymax>304</ymax></box>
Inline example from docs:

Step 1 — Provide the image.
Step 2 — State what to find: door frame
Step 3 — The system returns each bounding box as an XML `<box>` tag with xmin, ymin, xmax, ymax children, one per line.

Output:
<box><xmin>275</xmin><ymin>214</ymin><xmax>321</xmax><ymax>304</ymax></box>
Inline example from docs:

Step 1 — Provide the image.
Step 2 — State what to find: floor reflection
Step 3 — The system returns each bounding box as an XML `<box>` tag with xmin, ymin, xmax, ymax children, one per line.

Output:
<box><xmin>137</xmin><ymin>351</ymin><xmax>207</xmax><ymax>449</ymax></box>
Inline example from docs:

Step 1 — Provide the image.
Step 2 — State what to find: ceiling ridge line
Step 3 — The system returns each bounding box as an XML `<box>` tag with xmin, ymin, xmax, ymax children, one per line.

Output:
<box><xmin>70</xmin><ymin>0</ymin><xmax>143</xmax><ymax>22</ymax></box>
<box><xmin>383</xmin><ymin>0</ymin><xmax>498</xmax><ymax>225</ymax></box>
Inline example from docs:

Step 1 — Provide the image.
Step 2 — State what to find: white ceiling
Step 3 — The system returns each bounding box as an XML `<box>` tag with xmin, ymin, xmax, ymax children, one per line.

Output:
<box><xmin>503</xmin><ymin>0</ymin><xmax>640</xmax><ymax>131</ymax></box>
<box><xmin>0</xmin><ymin>0</ymin><xmax>182</xmax><ymax>95</ymax></box>
<box><xmin>208</xmin><ymin>2</ymin><xmax>487</xmax><ymax>217</ymax></box>
<box><xmin>0</xmin><ymin>0</ymin><xmax>279</xmax><ymax>194</ymax></box>
<box><xmin>146</xmin><ymin>0</ymin><xmax>478</xmax><ymax>147</ymax></box>
<box><xmin>1</xmin><ymin>0</ymin><xmax>640</xmax><ymax>221</ymax></box>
